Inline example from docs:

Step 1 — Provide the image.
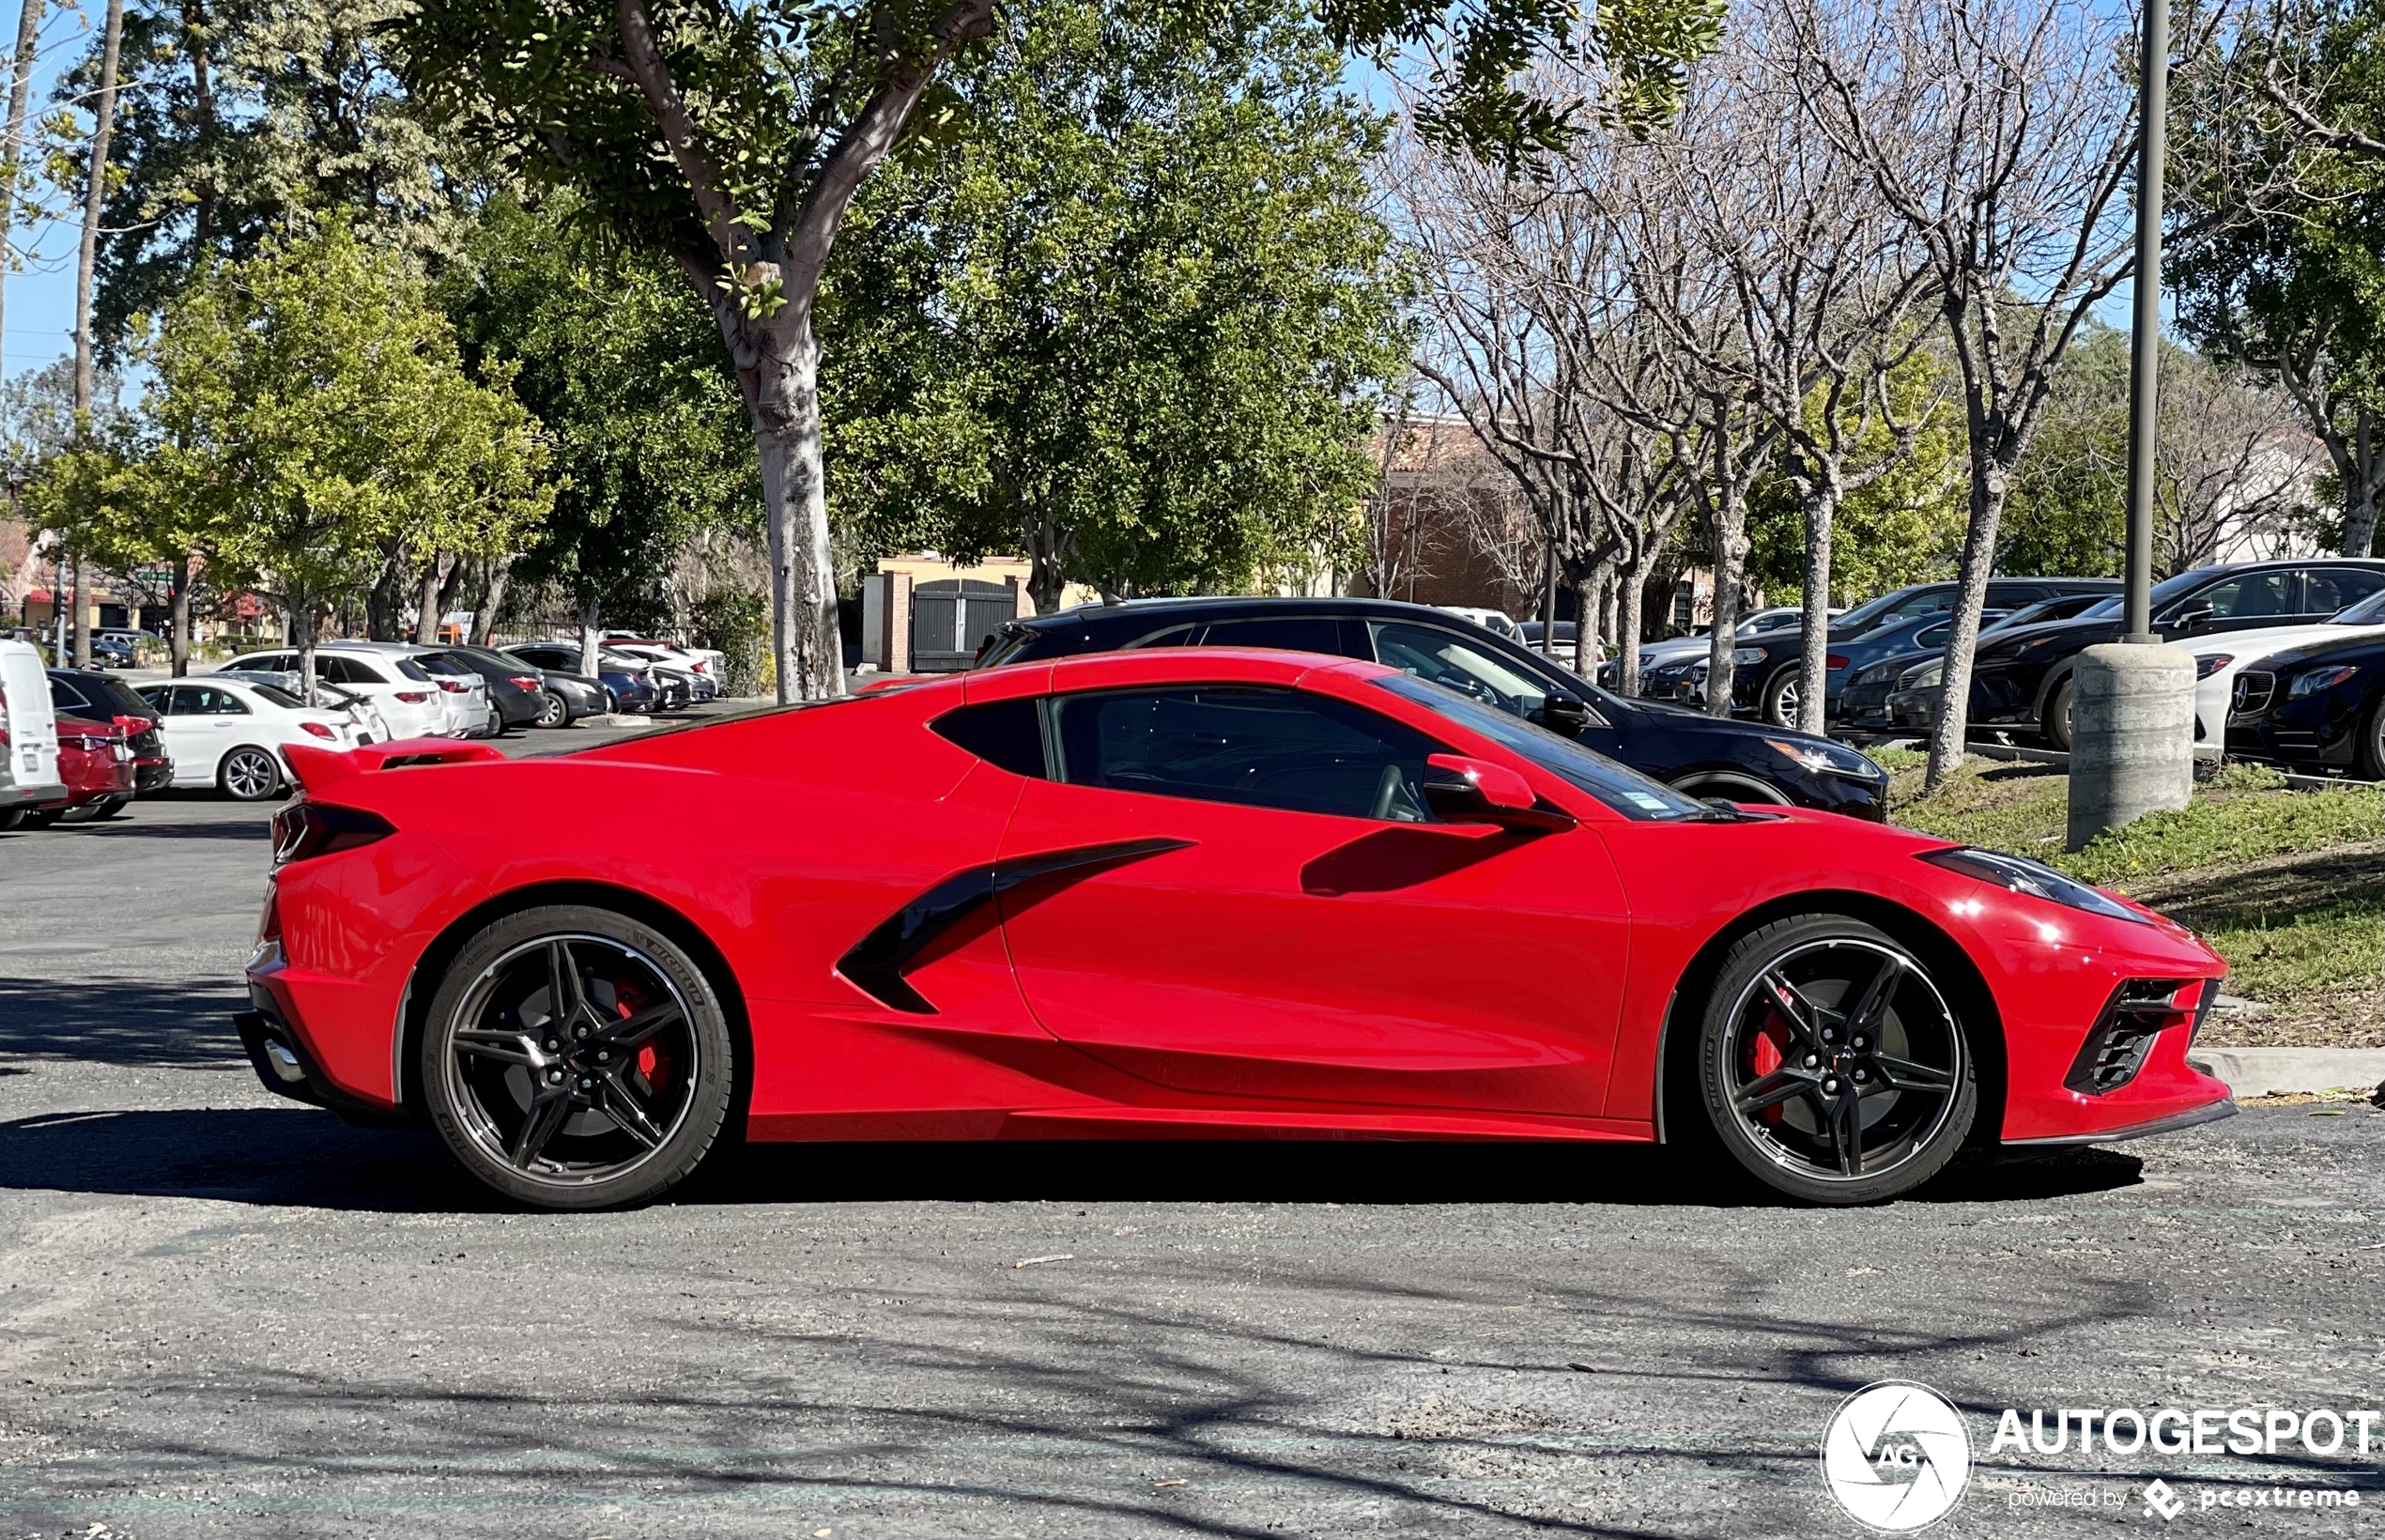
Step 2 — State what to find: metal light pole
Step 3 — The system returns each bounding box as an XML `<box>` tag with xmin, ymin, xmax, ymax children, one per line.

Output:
<box><xmin>2121</xmin><ymin>0</ymin><xmax>2166</xmax><ymax>644</ymax></box>
<box><xmin>2067</xmin><ymin>0</ymin><xmax>2196</xmax><ymax>850</ymax></box>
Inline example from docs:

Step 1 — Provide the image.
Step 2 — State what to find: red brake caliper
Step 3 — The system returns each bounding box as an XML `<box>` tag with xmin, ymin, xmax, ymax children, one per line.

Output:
<box><xmin>1750</xmin><ymin>1009</ymin><xmax>1792</xmax><ymax>1125</ymax></box>
<box><xmin>612</xmin><ymin>982</ymin><xmax>666</xmax><ymax>1087</ymax></box>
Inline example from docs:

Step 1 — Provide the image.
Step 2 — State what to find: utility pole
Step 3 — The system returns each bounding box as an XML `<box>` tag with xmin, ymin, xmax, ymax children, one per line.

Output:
<box><xmin>2066</xmin><ymin>0</ymin><xmax>2193</xmax><ymax>852</ymax></box>
<box><xmin>65</xmin><ymin>0</ymin><xmax>124</xmax><ymax>670</ymax></box>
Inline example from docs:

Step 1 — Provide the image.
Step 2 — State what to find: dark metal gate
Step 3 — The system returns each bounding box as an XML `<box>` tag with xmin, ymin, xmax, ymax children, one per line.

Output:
<box><xmin>911</xmin><ymin>579</ymin><xmax>1014</xmax><ymax>671</ymax></box>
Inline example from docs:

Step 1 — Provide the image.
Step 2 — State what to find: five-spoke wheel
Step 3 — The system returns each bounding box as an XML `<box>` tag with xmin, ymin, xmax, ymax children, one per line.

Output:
<box><xmin>219</xmin><ymin>746</ymin><xmax>283</xmax><ymax>801</ymax></box>
<box><xmin>1697</xmin><ymin>915</ymin><xmax>1976</xmax><ymax>1203</ymax></box>
<box><xmin>422</xmin><ymin>906</ymin><xmax>734</xmax><ymax>1209</ymax></box>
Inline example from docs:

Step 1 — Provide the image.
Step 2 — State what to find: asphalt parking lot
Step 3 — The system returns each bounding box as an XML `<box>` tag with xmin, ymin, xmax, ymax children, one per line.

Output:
<box><xmin>3</xmin><ymin>716</ymin><xmax>2382</xmax><ymax>1537</ymax></box>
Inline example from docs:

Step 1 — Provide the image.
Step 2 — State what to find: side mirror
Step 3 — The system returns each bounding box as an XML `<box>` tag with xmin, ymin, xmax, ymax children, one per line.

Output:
<box><xmin>1422</xmin><ymin>753</ymin><xmax>1576</xmax><ymax>833</ymax></box>
<box><xmin>1537</xmin><ymin>688</ymin><xmax>1592</xmax><ymax>736</ymax></box>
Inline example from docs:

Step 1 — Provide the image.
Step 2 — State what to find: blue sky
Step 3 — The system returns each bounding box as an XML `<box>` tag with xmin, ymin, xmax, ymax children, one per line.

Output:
<box><xmin>5</xmin><ymin>0</ymin><xmax>98</xmax><ymax>381</ymax></box>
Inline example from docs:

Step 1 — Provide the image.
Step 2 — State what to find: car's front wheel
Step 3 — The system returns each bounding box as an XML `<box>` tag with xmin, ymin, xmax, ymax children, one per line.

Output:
<box><xmin>534</xmin><ymin>689</ymin><xmax>569</xmax><ymax>728</ymax></box>
<box><xmin>1762</xmin><ymin>667</ymin><xmax>1802</xmax><ymax>730</ymax></box>
<box><xmin>2358</xmin><ymin>694</ymin><xmax>2385</xmax><ymax>781</ymax></box>
<box><xmin>2042</xmin><ymin>676</ymin><xmax>2076</xmax><ymax>752</ymax></box>
<box><xmin>421</xmin><ymin>905</ymin><xmax>735</xmax><ymax>1209</ymax></box>
<box><xmin>1695</xmin><ymin>915</ymin><xmax>1977</xmax><ymax>1204</ymax></box>
<box><xmin>218</xmin><ymin>746</ymin><xmax>283</xmax><ymax>801</ymax></box>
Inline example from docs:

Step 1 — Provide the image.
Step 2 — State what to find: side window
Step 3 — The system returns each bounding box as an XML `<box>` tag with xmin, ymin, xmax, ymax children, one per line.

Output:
<box><xmin>1050</xmin><ymin>685</ymin><xmax>1439</xmax><ymax>823</ymax></box>
<box><xmin>322</xmin><ymin>655</ymin><xmax>380</xmax><ymax>685</ymax></box>
<box><xmin>48</xmin><ymin>678</ymin><xmax>89</xmax><ymax>712</ymax></box>
<box><xmin>2175</xmin><ymin>572</ymin><xmax>2294</xmax><ymax>621</ymax></box>
<box><xmin>1194</xmin><ymin>616</ymin><xmax>1352</xmax><ymax>656</ymax></box>
<box><xmin>1916</xmin><ymin>621</ymin><xmax>1954</xmax><ymax>649</ymax></box>
<box><xmin>247</xmin><ymin>653</ymin><xmax>294</xmax><ymax>672</ymax></box>
<box><xmin>1125</xmin><ymin>625</ymin><xmax>1196</xmax><ymax>650</ymax></box>
<box><xmin>192</xmin><ymin>686</ymin><xmax>250</xmax><ymax>716</ymax></box>
<box><xmin>1368</xmin><ymin>622</ymin><xmax>1551</xmax><ymax>721</ymax></box>
<box><xmin>2306</xmin><ymin>568</ymin><xmax>2385</xmax><ymax>614</ymax></box>
<box><xmin>138</xmin><ymin>687</ymin><xmax>171</xmax><ymax>716</ymax></box>
<box><xmin>931</xmin><ymin>699</ymin><xmax>1047</xmax><ymax>778</ymax></box>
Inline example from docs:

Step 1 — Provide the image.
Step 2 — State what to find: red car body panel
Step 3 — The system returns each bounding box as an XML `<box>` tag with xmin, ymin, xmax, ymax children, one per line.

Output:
<box><xmin>45</xmin><ymin>715</ymin><xmax>135</xmax><ymax>808</ymax></box>
<box><xmin>252</xmin><ymin>649</ymin><xmax>2231</xmax><ymax>1151</ymax></box>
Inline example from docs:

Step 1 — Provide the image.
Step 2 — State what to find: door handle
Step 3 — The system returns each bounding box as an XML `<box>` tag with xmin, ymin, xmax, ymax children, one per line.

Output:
<box><xmin>837</xmin><ymin>838</ymin><xmax>1193</xmax><ymax>1014</ymax></box>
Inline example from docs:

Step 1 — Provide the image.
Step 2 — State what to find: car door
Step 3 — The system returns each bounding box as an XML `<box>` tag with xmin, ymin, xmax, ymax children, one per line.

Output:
<box><xmin>2303</xmin><ymin>566</ymin><xmax>2385</xmax><ymax>619</ymax></box>
<box><xmin>994</xmin><ymin>669</ymin><xmax>1631</xmax><ymax>1116</ymax></box>
<box><xmin>146</xmin><ymin>685</ymin><xmax>218</xmax><ymax>782</ymax></box>
<box><xmin>2162</xmin><ymin>570</ymin><xmax>2309</xmax><ymax>636</ymax></box>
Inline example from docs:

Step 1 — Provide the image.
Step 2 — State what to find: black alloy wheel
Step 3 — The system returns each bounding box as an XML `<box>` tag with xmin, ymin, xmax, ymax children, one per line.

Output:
<box><xmin>219</xmin><ymin>746</ymin><xmax>283</xmax><ymax>801</ymax></box>
<box><xmin>2360</xmin><ymin>695</ymin><xmax>2385</xmax><ymax>781</ymax></box>
<box><xmin>422</xmin><ymin>905</ymin><xmax>733</xmax><ymax>1209</ymax></box>
<box><xmin>534</xmin><ymin>688</ymin><xmax>569</xmax><ymax>728</ymax></box>
<box><xmin>1697</xmin><ymin>915</ymin><xmax>1976</xmax><ymax>1204</ymax></box>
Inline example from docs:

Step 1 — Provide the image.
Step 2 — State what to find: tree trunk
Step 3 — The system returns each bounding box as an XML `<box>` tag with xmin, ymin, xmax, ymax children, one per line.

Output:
<box><xmin>1617</xmin><ymin>550</ymin><xmax>1654</xmax><ymax>697</ymax></box>
<box><xmin>366</xmin><ymin>548</ymin><xmax>405</xmax><ymax>640</ymax></box>
<box><xmin>0</xmin><ymin>0</ymin><xmax>42</xmax><ymax>356</ymax></box>
<box><xmin>736</xmin><ymin>305</ymin><xmax>845</xmax><ymax>702</ymax></box>
<box><xmin>2348</xmin><ymin>408</ymin><xmax>2378</xmax><ymax>558</ymax></box>
<box><xmin>472</xmin><ymin>555</ymin><xmax>512</xmax><ymax>646</ymax></box>
<box><xmin>70</xmin><ymin>0</ymin><xmax>124</xmax><ymax>412</ymax></box>
<box><xmin>70</xmin><ymin>556</ymin><xmax>90</xmax><ymax>667</ymax></box>
<box><xmin>293</xmin><ymin>584</ymin><xmax>318</xmax><ymax>708</ymax></box>
<box><xmin>578</xmin><ymin>599</ymin><xmax>601</xmax><ymax>681</ymax></box>
<box><xmin>168</xmin><ymin>553</ymin><xmax>190</xmax><ymax>677</ymax></box>
<box><xmin>1702</xmin><ymin>499</ymin><xmax>1749</xmax><ymax>719</ymax></box>
<box><xmin>1923</xmin><ymin>467</ymin><xmax>2010</xmax><ymax>787</ymax></box>
<box><xmin>1538</xmin><ymin>539</ymin><xmax>1558</xmax><ymax>654</ymax></box>
<box><xmin>1022</xmin><ymin>511</ymin><xmax>1070</xmax><ymax>615</ymax></box>
<box><xmin>413</xmin><ymin>551</ymin><xmax>454</xmax><ymax>645</ymax></box>
<box><xmin>1794</xmin><ymin>487</ymin><xmax>1837</xmax><ymax>737</ymax></box>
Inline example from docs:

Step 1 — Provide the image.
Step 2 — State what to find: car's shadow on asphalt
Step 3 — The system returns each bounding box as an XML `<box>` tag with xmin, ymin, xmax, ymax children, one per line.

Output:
<box><xmin>0</xmin><ymin>1102</ymin><xmax>2146</xmax><ymax>1213</ymax></box>
<box><xmin>0</xmin><ymin>977</ymin><xmax>253</xmax><ymax>1067</ymax></box>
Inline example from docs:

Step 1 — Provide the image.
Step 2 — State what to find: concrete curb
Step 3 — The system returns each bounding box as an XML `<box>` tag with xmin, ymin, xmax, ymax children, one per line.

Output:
<box><xmin>2186</xmin><ymin>1046</ymin><xmax>2385</xmax><ymax>1097</ymax></box>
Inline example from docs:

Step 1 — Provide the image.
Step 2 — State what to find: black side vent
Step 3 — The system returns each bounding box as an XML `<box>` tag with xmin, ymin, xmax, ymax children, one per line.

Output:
<box><xmin>2063</xmin><ymin>979</ymin><xmax>2194</xmax><ymax>1096</ymax></box>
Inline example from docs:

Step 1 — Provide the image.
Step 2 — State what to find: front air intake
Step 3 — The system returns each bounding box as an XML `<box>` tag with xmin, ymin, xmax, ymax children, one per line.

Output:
<box><xmin>2063</xmin><ymin>979</ymin><xmax>2208</xmax><ymax>1096</ymax></box>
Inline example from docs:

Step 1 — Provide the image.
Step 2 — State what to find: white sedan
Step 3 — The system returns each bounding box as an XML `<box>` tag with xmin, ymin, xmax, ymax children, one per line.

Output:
<box><xmin>134</xmin><ymin>678</ymin><xmax>361</xmax><ymax>800</ymax></box>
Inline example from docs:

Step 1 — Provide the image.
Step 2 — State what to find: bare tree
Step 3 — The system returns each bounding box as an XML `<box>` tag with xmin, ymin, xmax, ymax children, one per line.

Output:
<box><xmin>1789</xmin><ymin>0</ymin><xmax>2166</xmax><ymax>783</ymax></box>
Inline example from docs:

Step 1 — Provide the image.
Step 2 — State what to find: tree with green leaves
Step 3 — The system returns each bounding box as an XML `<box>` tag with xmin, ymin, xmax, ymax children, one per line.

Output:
<box><xmin>826</xmin><ymin>0</ymin><xmax>1409</xmax><ymax>612</ymax></box>
<box><xmin>137</xmin><ymin>223</ymin><xmax>554</xmax><ymax>695</ymax></box>
<box><xmin>392</xmin><ymin>0</ymin><xmax>1717</xmax><ymax>701</ymax></box>
<box><xmin>440</xmin><ymin>194</ymin><xmax>760</xmax><ymax>672</ymax></box>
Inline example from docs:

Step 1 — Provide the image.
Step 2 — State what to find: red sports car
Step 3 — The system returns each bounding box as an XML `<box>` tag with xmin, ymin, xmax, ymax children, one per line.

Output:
<box><xmin>239</xmin><ymin>648</ymin><xmax>2233</xmax><ymax>1209</ymax></box>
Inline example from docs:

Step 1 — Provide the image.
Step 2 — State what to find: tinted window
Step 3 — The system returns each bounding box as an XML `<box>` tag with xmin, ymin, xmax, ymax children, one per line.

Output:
<box><xmin>187</xmin><ymin>685</ymin><xmax>250</xmax><ymax>716</ymax></box>
<box><xmin>321</xmin><ymin>654</ymin><xmax>385</xmax><ymax>685</ymax></box>
<box><xmin>1126</xmin><ymin>625</ymin><xmax>1196</xmax><ymax>649</ymax></box>
<box><xmin>932</xmin><ymin>699</ymin><xmax>1047</xmax><ymax>778</ymax></box>
<box><xmin>1373</xmin><ymin>673</ymin><xmax>1708</xmax><ymax>821</ymax></box>
<box><xmin>1876</xmin><ymin>590</ymin><xmax>1957</xmax><ymax>624</ymax></box>
<box><xmin>1916</xmin><ymin>621</ymin><xmax>1955</xmax><ymax>649</ymax></box>
<box><xmin>1369</xmin><ymin>622</ymin><xmax>1552</xmax><ymax>721</ymax></box>
<box><xmin>2307</xmin><ymin>568</ymin><xmax>2385</xmax><ymax>615</ymax></box>
<box><xmin>252</xmin><ymin>684</ymin><xmax>308</xmax><ymax>709</ymax></box>
<box><xmin>2173</xmin><ymin>571</ymin><xmax>2295</xmax><ymax>621</ymax></box>
<box><xmin>513</xmin><ymin>647</ymin><xmax>572</xmax><ymax>669</ymax></box>
<box><xmin>1051</xmin><ymin>686</ymin><xmax>1439</xmax><ymax>822</ymax></box>
<box><xmin>48</xmin><ymin>678</ymin><xmax>90</xmax><ymax>712</ymax></box>
<box><xmin>418</xmin><ymin>654</ymin><xmax>476</xmax><ymax>678</ymax></box>
<box><xmin>1195</xmin><ymin>617</ymin><xmax>1348</xmax><ymax>656</ymax></box>
<box><xmin>235</xmin><ymin>653</ymin><xmax>293</xmax><ymax>672</ymax></box>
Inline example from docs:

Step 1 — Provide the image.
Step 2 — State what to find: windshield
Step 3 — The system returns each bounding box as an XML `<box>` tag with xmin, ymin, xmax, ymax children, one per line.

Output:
<box><xmin>1373</xmin><ymin>673</ymin><xmax>1709</xmax><ymax>821</ymax></box>
<box><xmin>2335</xmin><ymin>589</ymin><xmax>2385</xmax><ymax>624</ymax></box>
<box><xmin>1832</xmin><ymin>588</ymin><xmax>1924</xmax><ymax>632</ymax></box>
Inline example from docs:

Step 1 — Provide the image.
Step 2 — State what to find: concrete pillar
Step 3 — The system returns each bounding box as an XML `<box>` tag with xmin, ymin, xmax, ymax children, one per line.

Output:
<box><xmin>1005</xmin><ymin>574</ymin><xmax>1026</xmax><ymax>618</ymax></box>
<box><xmin>881</xmin><ymin>571</ymin><xmax>913</xmax><ymax>675</ymax></box>
<box><xmin>2067</xmin><ymin>642</ymin><xmax>2195</xmax><ymax>852</ymax></box>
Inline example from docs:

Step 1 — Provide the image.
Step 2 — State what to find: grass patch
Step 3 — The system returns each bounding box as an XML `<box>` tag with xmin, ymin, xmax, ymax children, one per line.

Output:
<box><xmin>2200</xmin><ymin>898</ymin><xmax>2383</xmax><ymax>1003</ymax></box>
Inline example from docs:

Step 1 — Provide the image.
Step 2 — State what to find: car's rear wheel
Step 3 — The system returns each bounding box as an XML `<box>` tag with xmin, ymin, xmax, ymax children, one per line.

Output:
<box><xmin>2042</xmin><ymin>676</ymin><xmax>2075</xmax><ymax>752</ymax></box>
<box><xmin>422</xmin><ymin>905</ymin><xmax>734</xmax><ymax>1209</ymax></box>
<box><xmin>534</xmin><ymin>689</ymin><xmax>569</xmax><ymax>728</ymax></box>
<box><xmin>1696</xmin><ymin>915</ymin><xmax>1976</xmax><ymax>1204</ymax></box>
<box><xmin>219</xmin><ymin>746</ymin><xmax>282</xmax><ymax>801</ymax></box>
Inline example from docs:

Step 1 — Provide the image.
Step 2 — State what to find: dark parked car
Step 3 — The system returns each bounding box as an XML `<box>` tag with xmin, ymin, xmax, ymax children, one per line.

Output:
<box><xmin>1835</xmin><ymin>593</ymin><xmax>2121</xmax><ymax>733</ymax></box>
<box><xmin>488</xmin><ymin>644</ymin><xmax>608</xmax><ymax>726</ymax></box>
<box><xmin>1636</xmin><ymin>578</ymin><xmax>2118</xmax><ymax>726</ymax></box>
<box><xmin>48</xmin><ymin>667</ymin><xmax>172</xmax><ymax>793</ymax></box>
<box><xmin>1819</xmin><ymin>608</ymin><xmax>2013</xmax><ymax>722</ymax></box>
<box><xmin>503</xmin><ymin>643</ymin><xmax>662</xmax><ymax>716</ymax></box>
<box><xmin>2225</xmin><ymin>628</ymin><xmax>2385</xmax><ymax>778</ymax></box>
<box><xmin>420</xmin><ymin>646</ymin><xmax>548</xmax><ymax>732</ymax></box>
<box><xmin>88</xmin><ymin>632</ymin><xmax>138</xmax><ymax>668</ymax></box>
<box><xmin>975</xmin><ymin>596</ymin><xmax>1890</xmax><ymax>817</ymax></box>
<box><xmin>1968</xmin><ymin>560</ymin><xmax>2385</xmax><ymax>749</ymax></box>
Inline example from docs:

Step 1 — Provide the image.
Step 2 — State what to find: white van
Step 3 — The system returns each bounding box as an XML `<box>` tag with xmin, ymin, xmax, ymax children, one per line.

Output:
<box><xmin>0</xmin><ymin>639</ymin><xmax>66</xmax><ymax>824</ymax></box>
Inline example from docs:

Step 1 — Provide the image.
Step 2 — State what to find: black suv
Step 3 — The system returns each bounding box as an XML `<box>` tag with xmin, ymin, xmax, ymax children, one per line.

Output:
<box><xmin>1965</xmin><ymin>559</ymin><xmax>2385</xmax><ymax>748</ymax></box>
<box><xmin>977</xmin><ymin>597</ymin><xmax>1890</xmax><ymax>817</ymax></box>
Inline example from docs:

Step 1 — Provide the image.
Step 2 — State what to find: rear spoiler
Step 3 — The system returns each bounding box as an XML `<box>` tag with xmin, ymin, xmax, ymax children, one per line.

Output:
<box><xmin>284</xmin><ymin>737</ymin><xmax>508</xmax><ymax>790</ymax></box>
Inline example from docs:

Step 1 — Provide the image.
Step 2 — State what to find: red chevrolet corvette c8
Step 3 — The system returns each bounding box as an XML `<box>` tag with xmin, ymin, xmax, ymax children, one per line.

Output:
<box><xmin>240</xmin><ymin>647</ymin><xmax>2233</xmax><ymax>1209</ymax></box>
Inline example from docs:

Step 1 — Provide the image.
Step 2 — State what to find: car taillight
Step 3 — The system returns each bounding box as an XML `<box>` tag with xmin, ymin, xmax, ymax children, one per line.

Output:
<box><xmin>507</xmin><ymin>675</ymin><xmax>541</xmax><ymax>691</ymax></box>
<box><xmin>270</xmin><ymin>800</ymin><xmax>396</xmax><ymax>865</ymax></box>
<box><xmin>1825</xmin><ymin>654</ymin><xmax>1851</xmax><ymax>670</ymax></box>
<box><xmin>395</xmin><ymin>690</ymin><xmax>432</xmax><ymax>703</ymax></box>
<box><xmin>437</xmin><ymin>679</ymin><xmax>469</xmax><ymax>693</ymax></box>
<box><xmin>300</xmin><ymin>720</ymin><xmax>337</xmax><ymax>739</ymax></box>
